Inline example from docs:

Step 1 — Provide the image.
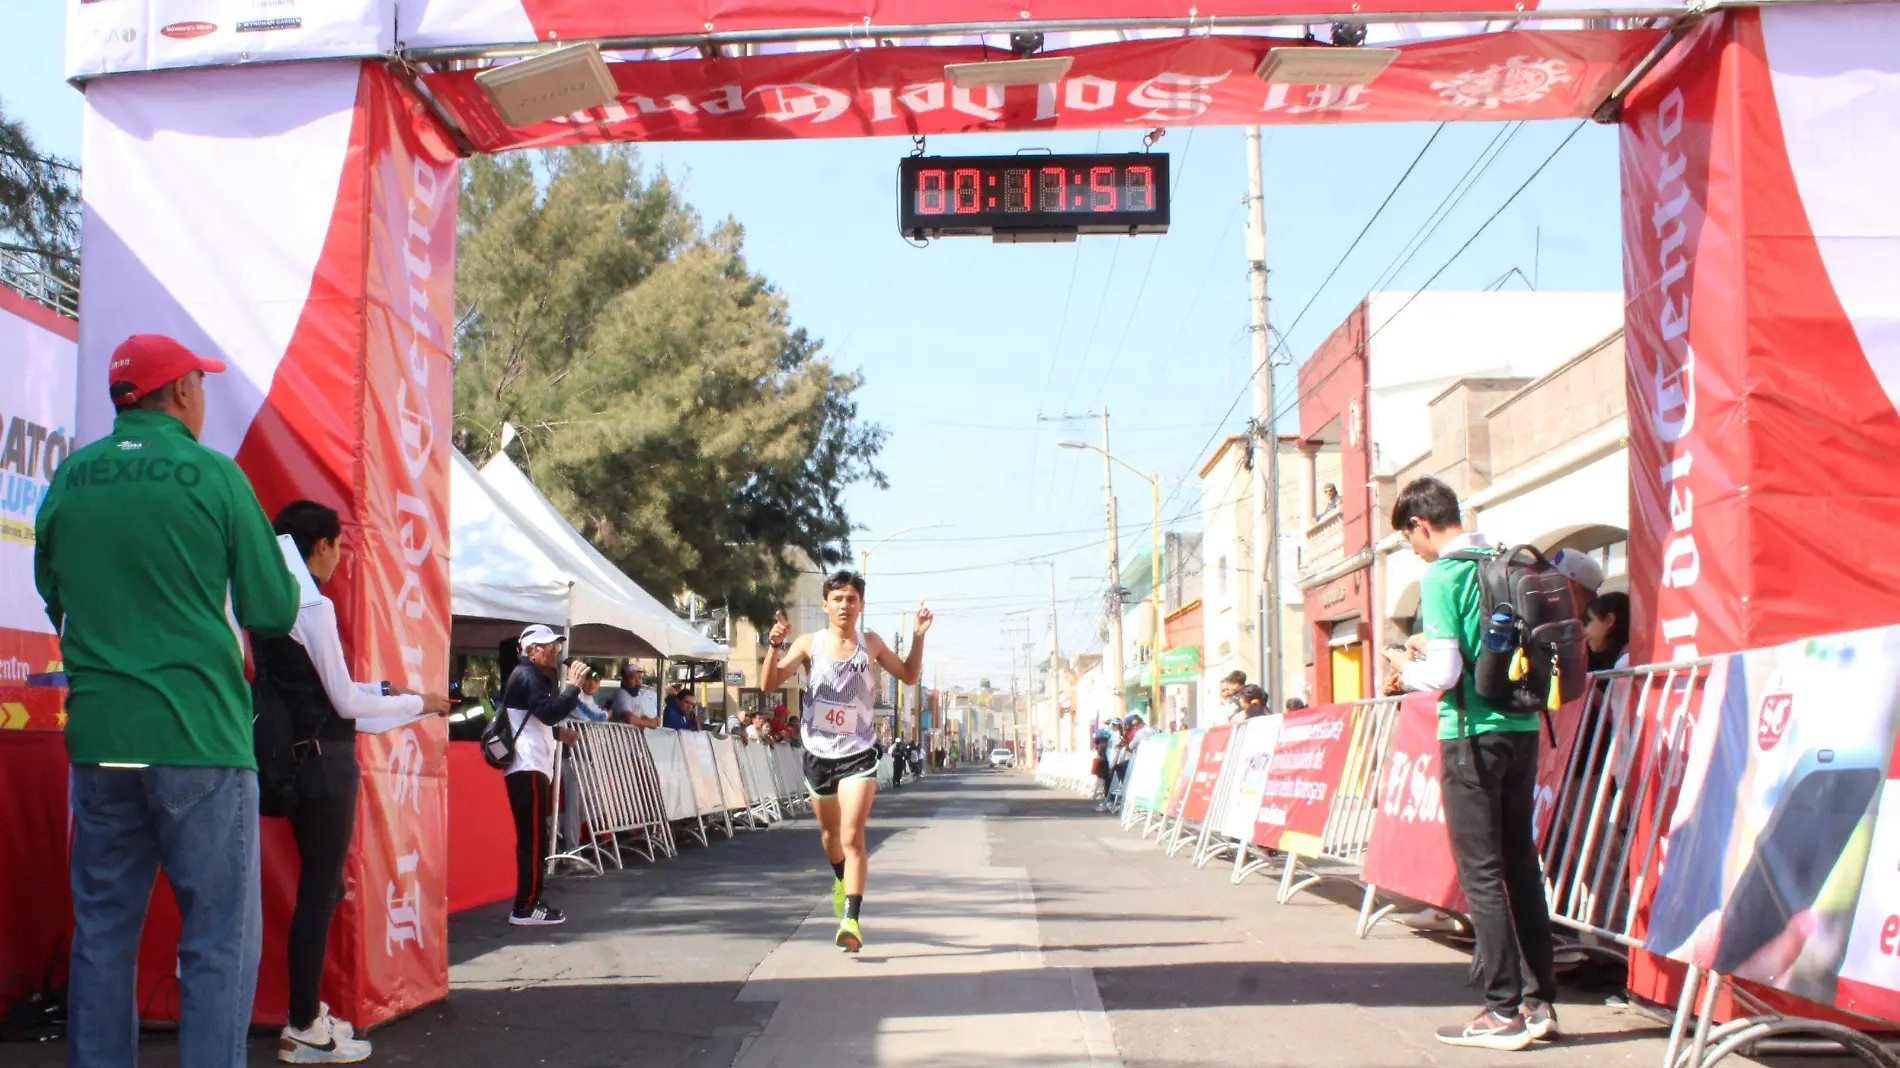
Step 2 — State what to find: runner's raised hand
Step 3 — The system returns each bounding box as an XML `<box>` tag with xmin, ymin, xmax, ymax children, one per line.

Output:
<box><xmin>914</xmin><ymin>603</ymin><xmax>934</xmax><ymax>637</ymax></box>
<box><xmin>769</xmin><ymin>609</ymin><xmax>791</xmax><ymax>647</ymax></box>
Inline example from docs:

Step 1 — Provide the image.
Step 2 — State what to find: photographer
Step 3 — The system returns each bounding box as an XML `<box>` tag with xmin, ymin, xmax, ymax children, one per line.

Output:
<box><xmin>501</xmin><ymin>625</ymin><xmax>589</xmax><ymax>927</ymax></box>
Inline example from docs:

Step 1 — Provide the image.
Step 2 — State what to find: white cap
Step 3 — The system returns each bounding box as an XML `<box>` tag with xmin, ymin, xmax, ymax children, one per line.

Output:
<box><xmin>1549</xmin><ymin>549</ymin><xmax>1605</xmax><ymax>593</ymax></box>
<box><xmin>519</xmin><ymin>623</ymin><xmax>565</xmax><ymax>648</ymax></box>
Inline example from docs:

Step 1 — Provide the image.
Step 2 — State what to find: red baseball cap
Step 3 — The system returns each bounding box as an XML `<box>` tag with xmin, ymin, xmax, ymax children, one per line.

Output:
<box><xmin>109</xmin><ymin>334</ymin><xmax>227</xmax><ymax>407</ymax></box>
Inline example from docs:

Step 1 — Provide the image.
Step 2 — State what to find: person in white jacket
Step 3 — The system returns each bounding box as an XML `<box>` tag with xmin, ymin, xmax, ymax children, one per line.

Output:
<box><xmin>263</xmin><ymin>501</ymin><xmax>449</xmax><ymax>1064</ymax></box>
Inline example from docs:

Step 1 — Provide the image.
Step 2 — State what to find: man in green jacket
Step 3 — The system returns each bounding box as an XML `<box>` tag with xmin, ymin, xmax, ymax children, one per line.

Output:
<box><xmin>36</xmin><ymin>334</ymin><xmax>299</xmax><ymax>1068</ymax></box>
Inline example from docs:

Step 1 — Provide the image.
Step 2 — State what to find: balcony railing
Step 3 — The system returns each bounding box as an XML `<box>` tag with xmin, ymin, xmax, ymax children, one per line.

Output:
<box><xmin>0</xmin><ymin>246</ymin><xmax>79</xmax><ymax>321</ymax></box>
<box><xmin>1301</xmin><ymin>509</ymin><xmax>1346</xmax><ymax>580</ymax></box>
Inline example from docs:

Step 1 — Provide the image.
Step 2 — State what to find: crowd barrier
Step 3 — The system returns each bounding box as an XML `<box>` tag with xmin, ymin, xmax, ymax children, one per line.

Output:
<box><xmin>550</xmin><ymin>725</ymin><xmax>811</xmax><ymax>875</ymax></box>
<box><xmin>1040</xmin><ymin>652</ymin><xmax>1900</xmax><ymax>1068</ymax></box>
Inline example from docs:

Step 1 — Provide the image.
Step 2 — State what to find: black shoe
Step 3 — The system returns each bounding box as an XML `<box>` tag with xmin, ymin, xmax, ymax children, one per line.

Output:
<box><xmin>1521</xmin><ymin>1000</ymin><xmax>1560</xmax><ymax>1041</ymax></box>
<box><xmin>1435</xmin><ymin>1009</ymin><xmax>1533</xmax><ymax>1051</ymax></box>
<box><xmin>509</xmin><ymin>902</ymin><xmax>566</xmax><ymax>927</ymax></box>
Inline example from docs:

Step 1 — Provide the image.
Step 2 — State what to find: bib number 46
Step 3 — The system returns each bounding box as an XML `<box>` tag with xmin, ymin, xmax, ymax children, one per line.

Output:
<box><xmin>824</xmin><ymin>706</ymin><xmax>849</xmax><ymax>729</ymax></box>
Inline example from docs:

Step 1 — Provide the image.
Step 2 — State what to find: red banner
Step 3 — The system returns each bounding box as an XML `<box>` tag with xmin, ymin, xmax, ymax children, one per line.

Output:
<box><xmin>1360</xmin><ymin>694</ymin><xmax>1585</xmax><ymax>915</ymax></box>
<box><xmin>1181</xmin><ymin>725</ymin><xmax>1234</xmax><ymax>824</ymax></box>
<box><xmin>343</xmin><ymin>62</ymin><xmax>458</xmax><ymax>1026</ymax></box>
<box><xmin>424</xmin><ymin>31</ymin><xmax>1659</xmax><ymax>151</ymax></box>
<box><xmin>1253</xmin><ymin>703</ymin><xmax>1353</xmax><ymax>854</ymax></box>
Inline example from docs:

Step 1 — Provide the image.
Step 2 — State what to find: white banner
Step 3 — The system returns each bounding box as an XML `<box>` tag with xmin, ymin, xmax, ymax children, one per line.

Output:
<box><xmin>1217</xmin><ymin>716</ymin><xmax>1282</xmax><ymax>842</ymax></box>
<box><xmin>67</xmin><ymin>0</ymin><xmax>392</xmax><ymax>80</ymax></box>
<box><xmin>0</xmin><ymin>291</ymin><xmax>77</xmax><ymax>675</ymax></box>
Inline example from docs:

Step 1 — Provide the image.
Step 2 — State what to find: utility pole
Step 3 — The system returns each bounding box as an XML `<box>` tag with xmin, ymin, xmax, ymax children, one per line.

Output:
<box><xmin>1047</xmin><ymin>564</ymin><xmax>1062</xmax><ymax>748</ymax></box>
<box><xmin>1246</xmin><ymin>125</ymin><xmax>1285</xmax><ymax>708</ymax></box>
<box><xmin>1100</xmin><ymin>409</ymin><xmax>1128</xmax><ymax>723</ymax></box>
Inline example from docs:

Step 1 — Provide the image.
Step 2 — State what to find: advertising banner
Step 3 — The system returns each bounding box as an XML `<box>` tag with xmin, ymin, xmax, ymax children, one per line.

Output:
<box><xmin>1219</xmin><ymin>716</ymin><xmax>1282</xmax><ymax>842</ymax></box>
<box><xmin>1123</xmin><ymin>733</ymin><xmax>1167</xmax><ymax>812</ymax></box>
<box><xmin>66</xmin><ymin>0</ymin><xmax>391</xmax><ymax>81</ymax></box>
<box><xmin>1162</xmin><ymin>729</ymin><xmax>1206</xmax><ymax>818</ymax></box>
<box><xmin>1149</xmin><ymin>732</ymin><xmax>1190</xmax><ymax>813</ymax></box>
<box><xmin>1360</xmin><ymin>693</ymin><xmax>1587</xmax><ymax>915</ymax></box>
<box><xmin>1645</xmin><ymin>627</ymin><xmax>1900</xmax><ymax>1017</ymax></box>
<box><xmin>1253</xmin><ymin>703</ymin><xmax>1353</xmax><ymax>854</ymax></box>
<box><xmin>1181</xmin><ymin>724</ymin><xmax>1234</xmax><ymax>824</ymax></box>
<box><xmin>0</xmin><ymin>288</ymin><xmax>75</xmax><ymax>729</ymax></box>
<box><xmin>424</xmin><ymin>31</ymin><xmax>1661</xmax><ymax>151</ymax></box>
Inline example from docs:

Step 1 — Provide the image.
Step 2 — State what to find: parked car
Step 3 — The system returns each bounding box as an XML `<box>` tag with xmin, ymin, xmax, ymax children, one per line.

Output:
<box><xmin>989</xmin><ymin>747</ymin><xmax>1014</xmax><ymax>769</ymax></box>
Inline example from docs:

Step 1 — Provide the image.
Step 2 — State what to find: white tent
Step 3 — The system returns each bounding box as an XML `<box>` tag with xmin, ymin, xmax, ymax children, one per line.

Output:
<box><xmin>476</xmin><ymin>453</ymin><xmax>726</xmax><ymax>662</ymax></box>
<box><xmin>448</xmin><ymin>450</ymin><xmax>725</xmax><ymax>660</ymax></box>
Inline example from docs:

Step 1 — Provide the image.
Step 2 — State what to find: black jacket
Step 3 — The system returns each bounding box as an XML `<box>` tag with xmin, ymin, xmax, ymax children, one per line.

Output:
<box><xmin>501</xmin><ymin>662</ymin><xmax>579</xmax><ymax>726</ymax></box>
<box><xmin>255</xmin><ymin>633</ymin><xmax>357</xmax><ymax>800</ymax></box>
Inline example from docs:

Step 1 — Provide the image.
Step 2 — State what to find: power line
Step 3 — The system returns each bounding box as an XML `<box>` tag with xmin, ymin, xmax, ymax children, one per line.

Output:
<box><xmin>1369</xmin><ymin>122</ymin><xmax>1523</xmax><ymax>296</ymax></box>
<box><xmin>1276</xmin><ymin>122</ymin><xmax>1445</xmax><ymax>346</ymax></box>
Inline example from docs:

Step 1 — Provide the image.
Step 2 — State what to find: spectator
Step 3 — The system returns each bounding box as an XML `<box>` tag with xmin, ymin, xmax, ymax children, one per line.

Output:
<box><xmin>1092</xmin><ymin>723</ymin><xmax>1114</xmax><ymax>801</ymax></box>
<box><xmin>1549</xmin><ymin>548</ymin><xmax>1606</xmax><ymax>617</ymax></box>
<box><xmin>1221</xmin><ymin>670</ymin><xmax>1248</xmax><ymax>725</ymax></box>
<box><xmin>262</xmin><ymin>501</ymin><xmax>450</xmax><ymax>1062</ymax></box>
<box><xmin>678</xmin><ymin>690</ymin><xmax>704</xmax><ymax>730</ymax></box>
<box><xmin>1584</xmin><ymin>591</ymin><xmax>1631</xmax><ymax>672</ymax></box>
<box><xmin>1381</xmin><ymin>475</ymin><xmax>1556</xmax><ymax>1051</ymax></box>
<box><xmin>574</xmin><ymin>671</ymin><xmax>610</xmax><ymax>722</ymax></box>
<box><xmin>891</xmin><ymin>739</ymin><xmax>908</xmax><ymax>788</ymax></box>
<box><xmin>662</xmin><ymin>687</ymin><xmax>694</xmax><ymax>731</ymax></box>
<box><xmin>501</xmin><ymin>625</ymin><xmax>588</xmax><ymax>927</ymax></box>
<box><xmin>1285</xmin><ymin>697</ymin><xmax>1308</xmax><ymax>713</ymax></box>
<box><xmin>1097</xmin><ymin>719</ymin><xmax>1127</xmax><ymax>812</ymax></box>
<box><xmin>1318</xmin><ymin>482</ymin><xmax>1341</xmax><ymax>518</ymax></box>
<box><xmin>612</xmin><ymin>664</ymin><xmax>659</xmax><ymax>727</ymax></box>
<box><xmin>770</xmin><ymin>702</ymin><xmax>795</xmax><ymax>742</ymax></box>
<box><xmin>1241</xmin><ymin>684</ymin><xmax>1270</xmax><ymax>718</ymax></box>
<box><xmin>35</xmin><ymin>335</ymin><xmax>300</xmax><ymax>1067</ymax></box>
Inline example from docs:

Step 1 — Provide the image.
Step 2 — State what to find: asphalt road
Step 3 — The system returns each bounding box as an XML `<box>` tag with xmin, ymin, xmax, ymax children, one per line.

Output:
<box><xmin>0</xmin><ymin>768</ymin><xmax>1795</xmax><ymax>1067</ymax></box>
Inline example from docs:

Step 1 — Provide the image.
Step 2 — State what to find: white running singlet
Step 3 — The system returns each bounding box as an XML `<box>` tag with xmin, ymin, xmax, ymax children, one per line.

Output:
<box><xmin>802</xmin><ymin>631</ymin><xmax>876</xmax><ymax>760</ymax></box>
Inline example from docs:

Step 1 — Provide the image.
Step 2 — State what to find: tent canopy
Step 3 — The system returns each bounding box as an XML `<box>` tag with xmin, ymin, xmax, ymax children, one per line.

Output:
<box><xmin>449</xmin><ymin>449</ymin><xmax>727</xmax><ymax>660</ymax></box>
<box><xmin>476</xmin><ymin>452</ymin><xmax>728</xmax><ymax>661</ymax></box>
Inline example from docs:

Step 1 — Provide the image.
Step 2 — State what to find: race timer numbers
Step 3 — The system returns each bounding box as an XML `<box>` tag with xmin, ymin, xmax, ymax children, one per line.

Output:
<box><xmin>898</xmin><ymin>153</ymin><xmax>1170</xmax><ymax>242</ymax></box>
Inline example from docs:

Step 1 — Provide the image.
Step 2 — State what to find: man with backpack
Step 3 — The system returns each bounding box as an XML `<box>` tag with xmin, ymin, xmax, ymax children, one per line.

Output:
<box><xmin>1382</xmin><ymin>476</ymin><xmax>1562</xmax><ymax>1052</ymax></box>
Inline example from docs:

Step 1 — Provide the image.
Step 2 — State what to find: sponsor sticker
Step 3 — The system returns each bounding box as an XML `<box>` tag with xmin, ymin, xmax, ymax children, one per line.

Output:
<box><xmin>236</xmin><ymin>17</ymin><xmax>302</xmax><ymax>32</ymax></box>
<box><xmin>160</xmin><ymin>21</ymin><xmax>216</xmax><ymax>38</ymax></box>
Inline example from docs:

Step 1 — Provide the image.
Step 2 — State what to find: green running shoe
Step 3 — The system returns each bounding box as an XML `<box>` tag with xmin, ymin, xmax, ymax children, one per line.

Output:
<box><xmin>835</xmin><ymin>917</ymin><xmax>862</xmax><ymax>953</ymax></box>
<box><xmin>831</xmin><ymin>878</ymin><xmax>846</xmax><ymax>920</ymax></box>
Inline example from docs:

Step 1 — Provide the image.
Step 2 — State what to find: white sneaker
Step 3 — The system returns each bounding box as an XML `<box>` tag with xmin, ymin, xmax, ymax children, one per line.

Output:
<box><xmin>279</xmin><ymin>1013</ymin><xmax>372</xmax><ymax>1064</ymax></box>
<box><xmin>1397</xmin><ymin>909</ymin><xmax>1468</xmax><ymax>934</ymax></box>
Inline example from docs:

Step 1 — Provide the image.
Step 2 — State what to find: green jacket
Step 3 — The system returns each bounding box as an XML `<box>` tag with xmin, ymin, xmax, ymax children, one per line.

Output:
<box><xmin>35</xmin><ymin>409</ymin><xmax>299</xmax><ymax>767</ymax></box>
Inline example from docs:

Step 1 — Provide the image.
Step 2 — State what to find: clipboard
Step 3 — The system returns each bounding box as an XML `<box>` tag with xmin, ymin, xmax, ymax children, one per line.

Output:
<box><xmin>276</xmin><ymin>534</ymin><xmax>326</xmax><ymax>609</ymax></box>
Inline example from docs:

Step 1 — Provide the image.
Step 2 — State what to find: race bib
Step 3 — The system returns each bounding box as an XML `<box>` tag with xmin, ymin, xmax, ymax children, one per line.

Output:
<box><xmin>812</xmin><ymin>702</ymin><xmax>866</xmax><ymax>736</ymax></box>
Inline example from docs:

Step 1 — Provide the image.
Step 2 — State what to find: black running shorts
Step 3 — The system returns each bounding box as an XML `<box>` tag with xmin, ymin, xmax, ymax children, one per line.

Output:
<box><xmin>804</xmin><ymin>748</ymin><xmax>880</xmax><ymax>798</ymax></box>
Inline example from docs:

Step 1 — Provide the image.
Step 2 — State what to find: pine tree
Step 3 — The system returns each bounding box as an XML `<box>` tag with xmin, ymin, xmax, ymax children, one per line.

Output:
<box><xmin>454</xmin><ymin>146</ymin><xmax>885</xmax><ymax>627</ymax></box>
<box><xmin>0</xmin><ymin>101</ymin><xmax>80</xmax><ymax>290</ymax></box>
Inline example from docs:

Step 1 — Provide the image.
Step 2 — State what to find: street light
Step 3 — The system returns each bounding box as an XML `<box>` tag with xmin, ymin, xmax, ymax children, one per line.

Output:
<box><xmin>1059</xmin><ymin>440</ymin><xmax>1164</xmax><ymax>728</ymax></box>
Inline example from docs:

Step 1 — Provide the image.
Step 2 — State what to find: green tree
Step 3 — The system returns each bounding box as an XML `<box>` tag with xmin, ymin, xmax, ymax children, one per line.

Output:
<box><xmin>454</xmin><ymin>147</ymin><xmax>885</xmax><ymax>626</ymax></box>
<box><xmin>0</xmin><ymin>101</ymin><xmax>79</xmax><ymax>288</ymax></box>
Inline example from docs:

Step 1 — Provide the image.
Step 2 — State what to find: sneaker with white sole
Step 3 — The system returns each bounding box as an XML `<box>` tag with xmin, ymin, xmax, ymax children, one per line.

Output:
<box><xmin>1397</xmin><ymin>908</ymin><xmax>1468</xmax><ymax>934</ymax></box>
<box><xmin>280</xmin><ymin>1013</ymin><xmax>372</xmax><ymax>1064</ymax></box>
<box><xmin>509</xmin><ymin>902</ymin><xmax>566</xmax><ymax>926</ymax></box>
<box><xmin>1522</xmin><ymin>1000</ymin><xmax>1561</xmax><ymax>1041</ymax></box>
<box><xmin>1435</xmin><ymin>1008</ymin><xmax>1533</xmax><ymax>1051</ymax></box>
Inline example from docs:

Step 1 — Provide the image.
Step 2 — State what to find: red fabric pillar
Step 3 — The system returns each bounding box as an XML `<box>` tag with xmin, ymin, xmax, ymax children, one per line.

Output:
<box><xmin>79</xmin><ymin>60</ymin><xmax>456</xmax><ymax>1030</ymax></box>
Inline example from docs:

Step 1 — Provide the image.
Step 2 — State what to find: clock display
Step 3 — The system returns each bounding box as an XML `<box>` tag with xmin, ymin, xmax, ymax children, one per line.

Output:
<box><xmin>898</xmin><ymin>153</ymin><xmax>1170</xmax><ymax>240</ymax></box>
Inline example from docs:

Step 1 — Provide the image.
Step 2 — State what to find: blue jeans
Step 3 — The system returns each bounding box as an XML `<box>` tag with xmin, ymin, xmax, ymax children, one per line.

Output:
<box><xmin>68</xmin><ymin>765</ymin><xmax>262</xmax><ymax>1068</ymax></box>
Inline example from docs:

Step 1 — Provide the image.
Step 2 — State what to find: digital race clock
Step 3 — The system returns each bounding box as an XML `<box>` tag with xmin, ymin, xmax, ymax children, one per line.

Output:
<box><xmin>897</xmin><ymin>153</ymin><xmax>1170</xmax><ymax>242</ymax></box>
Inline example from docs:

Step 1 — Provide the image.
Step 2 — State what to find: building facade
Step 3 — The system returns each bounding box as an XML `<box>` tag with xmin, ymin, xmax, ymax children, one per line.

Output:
<box><xmin>1296</xmin><ymin>291</ymin><xmax>1626</xmax><ymax>705</ymax></box>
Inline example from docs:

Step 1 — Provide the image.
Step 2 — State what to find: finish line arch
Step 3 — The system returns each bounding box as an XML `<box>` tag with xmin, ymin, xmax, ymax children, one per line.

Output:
<box><xmin>49</xmin><ymin>0</ymin><xmax>1900</xmax><ymax>1033</ymax></box>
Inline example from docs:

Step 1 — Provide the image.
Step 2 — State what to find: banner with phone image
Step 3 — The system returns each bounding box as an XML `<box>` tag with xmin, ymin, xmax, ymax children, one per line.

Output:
<box><xmin>1645</xmin><ymin>626</ymin><xmax>1900</xmax><ymax>1015</ymax></box>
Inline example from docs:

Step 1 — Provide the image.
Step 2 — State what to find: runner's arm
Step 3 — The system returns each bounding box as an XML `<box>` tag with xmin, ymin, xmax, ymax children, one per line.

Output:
<box><xmin>867</xmin><ymin>631</ymin><xmax>924</xmax><ymax>686</ymax></box>
<box><xmin>761</xmin><ymin>633</ymin><xmax>810</xmax><ymax>692</ymax></box>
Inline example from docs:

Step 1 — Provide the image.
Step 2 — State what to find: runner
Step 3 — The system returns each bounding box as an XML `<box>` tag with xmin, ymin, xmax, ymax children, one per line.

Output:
<box><xmin>761</xmin><ymin>570</ymin><xmax>932</xmax><ymax>953</ymax></box>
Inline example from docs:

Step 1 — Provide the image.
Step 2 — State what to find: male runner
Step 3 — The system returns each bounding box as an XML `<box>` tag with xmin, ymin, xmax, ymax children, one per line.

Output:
<box><xmin>762</xmin><ymin>571</ymin><xmax>931</xmax><ymax>952</ymax></box>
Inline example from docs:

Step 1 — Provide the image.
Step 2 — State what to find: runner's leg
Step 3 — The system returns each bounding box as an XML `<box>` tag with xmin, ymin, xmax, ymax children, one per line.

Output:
<box><xmin>836</xmin><ymin>775</ymin><xmax>877</xmax><ymax>896</ymax></box>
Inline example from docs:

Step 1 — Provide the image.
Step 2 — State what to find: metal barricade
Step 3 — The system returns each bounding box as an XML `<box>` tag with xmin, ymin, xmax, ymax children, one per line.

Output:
<box><xmin>1540</xmin><ymin>661</ymin><xmax>1710</xmax><ymax>958</ymax></box>
<box><xmin>1272</xmin><ymin>696</ymin><xmax>1404</xmax><ymax>907</ymax></box>
<box><xmin>735</xmin><ymin>741</ymin><xmax>783</xmax><ymax>825</ymax></box>
<box><xmin>549</xmin><ymin>722</ymin><xmax>678</xmax><ymax>873</ymax></box>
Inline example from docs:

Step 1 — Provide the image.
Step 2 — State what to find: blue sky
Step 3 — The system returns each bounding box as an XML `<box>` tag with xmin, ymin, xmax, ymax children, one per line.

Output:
<box><xmin>2</xmin><ymin>10</ymin><xmax>1625</xmax><ymax>688</ymax></box>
